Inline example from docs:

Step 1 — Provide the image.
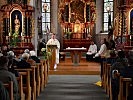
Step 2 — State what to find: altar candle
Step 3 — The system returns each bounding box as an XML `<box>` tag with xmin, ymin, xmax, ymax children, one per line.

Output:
<box><xmin>9</xmin><ymin>32</ymin><xmax>11</xmax><ymax>36</ymax></box>
<box><xmin>130</xmin><ymin>35</ymin><xmax>132</xmax><ymax>40</ymax></box>
<box><xmin>113</xmin><ymin>35</ymin><xmax>114</xmax><ymax>40</ymax></box>
<box><xmin>89</xmin><ymin>27</ymin><xmax>90</xmax><ymax>33</ymax></box>
<box><xmin>6</xmin><ymin>36</ymin><xmax>8</xmax><ymax>40</ymax></box>
<box><xmin>87</xmin><ymin>29</ymin><xmax>88</xmax><ymax>34</ymax></box>
<box><xmin>21</xmin><ymin>32</ymin><xmax>23</xmax><ymax>36</ymax></box>
<box><xmin>64</xmin><ymin>28</ymin><xmax>65</xmax><ymax>32</ymax></box>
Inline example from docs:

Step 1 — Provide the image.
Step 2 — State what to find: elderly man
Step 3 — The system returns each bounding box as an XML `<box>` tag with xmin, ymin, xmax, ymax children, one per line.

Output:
<box><xmin>46</xmin><ymin>33</ymin><xmax>60</xmax><ymax>69</ymax></box>
<box><xmin>17</xmin><ymin>53</ymin><xmax>31</xmax><ymax>68</ymax></box>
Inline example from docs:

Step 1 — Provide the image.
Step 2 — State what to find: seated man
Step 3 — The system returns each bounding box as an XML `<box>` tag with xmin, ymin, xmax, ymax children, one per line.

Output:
<box><xmin>17</xmin><ymin>53</ymin><xmax>31</xmax><ymax>68</ymax></box>
<box><xmin>86</xmin><ymin>41</ymin><xmax>97</xmax><ymax>61</ymax></box>
<box><xmin>0</xmin><ymin>56</ymin><xmax>19</xmax><ymax>100</ymax></box>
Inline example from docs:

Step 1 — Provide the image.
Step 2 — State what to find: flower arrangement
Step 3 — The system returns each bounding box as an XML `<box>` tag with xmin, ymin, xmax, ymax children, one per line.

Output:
<box><xmin>41</xmin><ymin>48</ymin><xmax>51</xmax><ymax>59</ymax></box>
<box><xmin>10</xmin><ymin>32</ymin><xmax>20</xmax><ymax>47</ymax></box>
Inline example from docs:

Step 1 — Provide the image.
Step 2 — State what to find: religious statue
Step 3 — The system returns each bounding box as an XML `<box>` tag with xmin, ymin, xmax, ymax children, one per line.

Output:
<box><xmin>14</xmin><ymin>15</ymin><xmax>20</xmax><ymax>33</ymax></box>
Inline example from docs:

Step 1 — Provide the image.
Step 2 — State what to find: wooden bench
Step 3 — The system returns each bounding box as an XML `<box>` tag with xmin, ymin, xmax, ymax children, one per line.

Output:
<box><xmin>118</xmin><ymin>76</ymin><xmax>132</xmax><ymax>100</ymax></box>
<box><xmin>15</xmin><ymin>68</ymin><xmax>33</xmax><ymax>100</ymax></box>
<box><xmin>3</xmin><ymin>81</ymin><xmax>14</xmax><ymax>100</ymax></box>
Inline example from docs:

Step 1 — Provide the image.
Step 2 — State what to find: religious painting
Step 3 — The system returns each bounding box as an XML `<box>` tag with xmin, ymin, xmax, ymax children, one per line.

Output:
<box><xmin>70</xmin><ymin>0</ymin><xmax>85</xmax><ymax>23</ymax></box>
<box><xmin>10</xmin><ymin>10</ymin><xmax>22</xmax><ymax>35</ymax></box>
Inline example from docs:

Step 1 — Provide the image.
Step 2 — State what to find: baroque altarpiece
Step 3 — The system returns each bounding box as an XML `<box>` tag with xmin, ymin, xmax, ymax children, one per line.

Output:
<box><xmin>58</xmin><ymin>0</ymin><xmax>96</xmax><ymax>49</ymax></box>
<box><xmin>0</xmin><ymin>0</ymin><xmax>34</xmax><ymax>54</ymax></box>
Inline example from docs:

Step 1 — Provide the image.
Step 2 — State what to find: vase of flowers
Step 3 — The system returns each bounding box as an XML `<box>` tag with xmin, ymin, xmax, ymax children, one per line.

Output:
<box><xmin>41</xmin><ymin>48</ymin><xmax>51</xmax><ymax>60</ymax></box>
<box><xmin>10</xmin><ymin>32</ymin><xmax>20</xmax><ymax>47</ymax></box>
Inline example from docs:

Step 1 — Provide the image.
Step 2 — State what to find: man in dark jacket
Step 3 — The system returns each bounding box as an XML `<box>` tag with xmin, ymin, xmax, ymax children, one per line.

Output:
<box><xmin>17</xmin><ymin>53</ymin><xmax>31</xmax><ymax>68</ymax></box>
<box><xmin>0</xmin><ymin>56</ymin><xmax>19</xmax><ymax>100</ymax></box>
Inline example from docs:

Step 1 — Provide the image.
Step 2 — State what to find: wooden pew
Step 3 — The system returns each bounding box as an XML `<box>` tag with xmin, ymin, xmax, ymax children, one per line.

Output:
<box><xmin>106</xmin><ymin>64</ymin><xmax>111</xmax><ymax>95</ymax></box>
<box><xmin>35</xmin><ymin>63</ymin><xmax>41</xmax><ymax>96</ymax></box>
<box><xmin>15</xmin><ymin>69</ymin><xmax>33</xmax><ymax>100</ymax></box>
<box><xmin>118</xmin><ymin>76</ymin><xmax>132</xmax><ymax>100</ymax></box>
<box><xmin>102</xmin><ymin>61</ymin><xmax>107</xmax><ymax>89</ymax></box>
<box><xmin>3</xmin><ymin>81</ymin><xmax>14</xmax><ymax>100</ymax></box>
<box><xmin>40</xmin><ymin>61</ymin><xmax>45</xmax><ymax>91</ymax></box>
<box><xmin>17</xmin><ymin>75</ymin><xmax>25</xmax><ymax>100</ymax></box>
<box><xmin>44</xmin><ymin>59</ymin><xmax>49</xmax><ymax>86</ymax></box>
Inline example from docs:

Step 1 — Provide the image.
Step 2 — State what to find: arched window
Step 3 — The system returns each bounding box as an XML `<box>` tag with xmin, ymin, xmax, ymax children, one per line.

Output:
<box><xmin>42</xmin><ymin>0</ymin><xmax>51</xmax><ymax>33</ymax></box>
<box><xmin>103</xmin><ymin>0</ymin><xmax>113</xmax><ymax>31</ymax></box>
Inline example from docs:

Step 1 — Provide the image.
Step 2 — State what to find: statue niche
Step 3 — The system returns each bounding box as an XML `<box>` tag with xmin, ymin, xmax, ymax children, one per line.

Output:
<box><xmin>11</xmin><ymin>10</ymin><xmax>22</xmax><ymax>35</ymax></box>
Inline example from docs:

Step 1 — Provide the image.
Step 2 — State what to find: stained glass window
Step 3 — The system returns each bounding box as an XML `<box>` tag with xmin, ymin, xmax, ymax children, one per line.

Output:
<box><xmin>42</xmin><ymin>0</ymin><xmax>51</xmax><ymax>32</ymax></box>
<box><xmin>103</xmin><ymin>0</ymin><xmax>113</xmax><ymax>31</ymax></box>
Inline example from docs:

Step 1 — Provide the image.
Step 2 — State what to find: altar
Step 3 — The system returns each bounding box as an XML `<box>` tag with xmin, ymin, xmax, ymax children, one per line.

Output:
<box><xmin>64</xmin><ymin>47</ymin><xmax>87</xmax><ymax>65</ymax></box>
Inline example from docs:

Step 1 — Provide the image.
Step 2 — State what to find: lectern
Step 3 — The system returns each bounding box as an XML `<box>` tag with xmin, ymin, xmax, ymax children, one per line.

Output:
<box><xmin>47</xmin><ymin>44</ymin><xmax>57</xmax><ymax>70</ymax></box>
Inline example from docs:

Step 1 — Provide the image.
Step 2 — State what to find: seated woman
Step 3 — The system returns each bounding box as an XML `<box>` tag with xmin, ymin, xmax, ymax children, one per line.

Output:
<box><xmin>86</xmin><ymin>41</ymin><xmax>97</xmax><ymax>61</ymax></box>
<box><xmin>30</xmin><ymin>50</ymin><xmax>40</xmax><ymax>63</ymax></box>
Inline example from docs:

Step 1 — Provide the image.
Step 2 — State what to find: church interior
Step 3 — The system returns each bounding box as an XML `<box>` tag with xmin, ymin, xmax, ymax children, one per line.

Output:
<box><xmin>0</xmin><ymin>0</ymin><xmax>133</xmax><ymax>100</ymax></box>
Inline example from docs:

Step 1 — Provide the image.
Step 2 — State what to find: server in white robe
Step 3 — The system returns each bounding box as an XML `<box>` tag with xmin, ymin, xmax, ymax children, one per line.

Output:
<box><xmin>86</xmin><ymin>41</ymin><xmax>97</xmax><ymax>61</ymax></box>
<box><xmin>46</xmin><ymin>33</ymin><xmax>60</xmax><ymax>69</ymax></box>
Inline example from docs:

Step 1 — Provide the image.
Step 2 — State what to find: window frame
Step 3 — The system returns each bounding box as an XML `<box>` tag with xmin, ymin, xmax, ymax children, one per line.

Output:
<box><xmin>103</xmin><ymin>0</ymin><xmax>113</xmax><ymax>32</ymax></box>
<box><xmin>42</xmin><ymin>0</ymin><xmax>51</xmax><ymax>32</ymax></box>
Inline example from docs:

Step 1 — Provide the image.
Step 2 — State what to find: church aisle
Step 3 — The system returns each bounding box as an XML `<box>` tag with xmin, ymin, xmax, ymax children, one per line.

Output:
<box><xmin>37</xmin><ymin>75</ymin><xmax>109</xmax><ymax>100</ymax></box>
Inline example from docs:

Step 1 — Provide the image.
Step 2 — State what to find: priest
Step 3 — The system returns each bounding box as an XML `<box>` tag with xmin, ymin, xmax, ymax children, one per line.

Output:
<box><xmin>46</xmin><ymin>33</ymin><xmax>60</xmax><ymax>69</ymax></box>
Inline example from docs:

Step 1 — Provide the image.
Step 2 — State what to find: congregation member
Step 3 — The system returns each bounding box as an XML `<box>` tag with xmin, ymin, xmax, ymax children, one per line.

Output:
<box><xmin>123</xmin><ymin>50</ymin><xmax>133</xmax><ymax>100</ymax></box>
<box><xmin>1</xmin><ymin>45</ymin><xmax>9</xmax><ymax>56</ymax></box>
<box><xmin>0</xmin><ymin>81</ymin><xmax>10</xmax><ymax>100</ymax></box>
<box><xmin>86</xmin><ymin>41</ymin><xmax>97</xmax><ymax>61</ymax></box>
<box><xmin>7</xmin><ymin>51</ymin><xmax>19</xmax><ymax>77</ymax></box>
<box><xmin>94</xmin><ymin>38</ymin><xmax>110</xmax><ymax>79</ymax></box>
<box><xmin>17</xmin><ymin>53</ymin><xmax>31</xmax><ymax>68</ymax></box>
<box><xmin>111</xmin><ymin>50</ymin><xmax>128</xmax><ymax>100</ymax></box>
<box><xmin>30</xmin><ymin>50</ymin><xmax>40</xmax><ymax>63</ymax></box>
<box><xmin>0</xmin><ymin>56</ymin><xmax>19</xmax><ymax>100</ymax></box>
<box><xmin>46</xmin><ymin>33</ymin><xmax>60</xmax><ymax>69</ymax></box>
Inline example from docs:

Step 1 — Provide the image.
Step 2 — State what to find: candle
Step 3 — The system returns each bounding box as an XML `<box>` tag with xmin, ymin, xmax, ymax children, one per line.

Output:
<box><xmin>130</xmin><ymin>35</ymin><xmax>132</xmax><ymax>40</ymax></box>
<box><xmin>87</xmin><ymin>29</ymin><xmax>88</xmax><ymax>34</ymax></box>
<box><xmin>21</xmin><ymin>32</ymin><xmax>23</xmax><ymax>36</ymax></box>
<box><xmin>9</xmin><ymin>33</ymin><xmax>11</xmax><ymax>36</ymax></box>
<box><xmin>64</xmin><ymin>28</ymin><xmax>65</xmax><ymax>32</ymax></box>
<box><xmin>113</xmin><ymin>35</ymin><xmax>114</xmax><ymax>40</ymax></box>
<box><xmin>6</xmin><ymin>36</ymin><xmax>8</xmax><ymax>40</ymax></box>
<box><xmin>89</xmin><ymin>27</ymin><xmax>90</xmax><ymax>33</ymax></box>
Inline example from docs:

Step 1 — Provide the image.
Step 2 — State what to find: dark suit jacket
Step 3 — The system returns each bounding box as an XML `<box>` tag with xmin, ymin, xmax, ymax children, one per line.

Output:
<box><xmin>30</xmin><ymin>56</ymin><xmax>40</xmax><ymax>63</ymax></box>
<box><xmin>17</xmin><ymin>59</ymin><xmax>31</xmax><ymax>68</ymax></box>
<box><xmin>0</xmin><ymin>81</ymin><xmax>10</xmax><ymax>100</ymax></box>
<box><xmin>0</xmin><ymin>68</ymin><xmax>19</xmax><ymax>100</ymax></box>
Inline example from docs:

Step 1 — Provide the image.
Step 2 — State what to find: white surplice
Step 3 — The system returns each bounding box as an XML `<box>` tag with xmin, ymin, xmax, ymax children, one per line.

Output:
<box><xmin>46</xmin><ymin>38</ymin><xmax>60</xmax><ymax>64</ymax></box>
